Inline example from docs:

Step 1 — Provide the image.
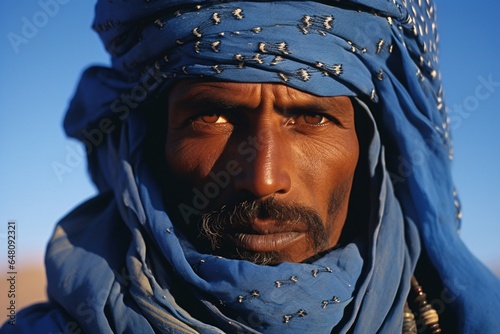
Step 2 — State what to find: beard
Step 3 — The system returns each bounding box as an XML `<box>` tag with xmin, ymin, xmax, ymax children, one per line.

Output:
<box><xmin>196</xmin><ymin>197</ymin><xmax>330</xmax><ymax>265</ymax></box>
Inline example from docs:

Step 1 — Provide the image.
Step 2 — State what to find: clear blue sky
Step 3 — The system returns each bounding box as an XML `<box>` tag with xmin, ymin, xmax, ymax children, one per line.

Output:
<box><xmin>1</xmin><ymin>1</ymin><xmax>499</xmax><ymax>271</ymax></box>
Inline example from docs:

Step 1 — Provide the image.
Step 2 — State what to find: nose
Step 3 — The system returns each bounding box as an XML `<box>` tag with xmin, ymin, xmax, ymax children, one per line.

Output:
<box><xmin>234</xmin><ymin>126</ymin><xmax>292</xmax><ymax>199</ymax></box>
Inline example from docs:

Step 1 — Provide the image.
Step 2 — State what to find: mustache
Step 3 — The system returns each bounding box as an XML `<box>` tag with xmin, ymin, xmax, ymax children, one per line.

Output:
<box><xmin>198</xmin><ymin>197</ymin><xmax>328</xmax><ymax>261</ymax></box>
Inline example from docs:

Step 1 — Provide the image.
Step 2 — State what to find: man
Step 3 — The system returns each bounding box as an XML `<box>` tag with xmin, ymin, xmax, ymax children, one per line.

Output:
<box><xmin>3</xmin><ymin>0</ymin><xmax>499</xmax><ymax>333</ymax></box>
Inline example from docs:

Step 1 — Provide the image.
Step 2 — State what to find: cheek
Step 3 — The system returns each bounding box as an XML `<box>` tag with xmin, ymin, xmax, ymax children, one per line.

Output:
<box><xmin>291</xmin><ymin>130</ymin><xmax>359</xmax><ymax>231</ymax></box>
<box><xmin>164</xmin><ymin>134</ymin><xmax>228</xmax><ymax>181</ymax></box>
<box><xmin>293</xmin><ymin>132</ymin><xmax>359</xmax><ymax>191</ymax></box>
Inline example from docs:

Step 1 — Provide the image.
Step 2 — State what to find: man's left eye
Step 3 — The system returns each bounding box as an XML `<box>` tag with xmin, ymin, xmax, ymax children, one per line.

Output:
<box><xmin>302</xmin><ymin>114</ymin><xmax>328</xmax><ymax>125</ymax></box>
<box><xmin>287</xmin><ymin>114</ymin><xmax>329</xmax><ymax>126</ymax></box>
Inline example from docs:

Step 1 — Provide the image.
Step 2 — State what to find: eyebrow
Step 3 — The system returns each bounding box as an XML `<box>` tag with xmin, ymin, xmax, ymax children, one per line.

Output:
<box><xmin>282</xmin><ymin>103</ymin><xmax>340</xmax><ymax>114</ymax></box>
<box><xmin>171</xmin><ymin>91</ymin><xmax>244</xmax><ymax>113</ymax></box>
<box><xmin>281</xmin><ymin>99</ymin><xmax>353</xmax><ymax>123</ymax></box>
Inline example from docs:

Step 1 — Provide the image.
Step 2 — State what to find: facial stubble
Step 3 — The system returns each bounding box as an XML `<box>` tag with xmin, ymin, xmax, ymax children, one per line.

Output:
<box><xmin>197</xmin><ymin>184</ymin><xmax>348</xmax><ymax>265</ymax></box>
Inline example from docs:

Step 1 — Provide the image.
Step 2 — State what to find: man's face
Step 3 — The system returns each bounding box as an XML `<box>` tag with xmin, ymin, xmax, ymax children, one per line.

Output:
<box><xmin>163</xmin><ymin>80</ymin><xmax>359</xmax><ymax>264</ymax></box>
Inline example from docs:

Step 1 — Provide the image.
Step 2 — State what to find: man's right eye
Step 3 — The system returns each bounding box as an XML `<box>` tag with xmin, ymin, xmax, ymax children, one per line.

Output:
<box><xmin>194</xmin><ymin>114</ymin><xmax>230</xmax><ymax>124</ymax></box>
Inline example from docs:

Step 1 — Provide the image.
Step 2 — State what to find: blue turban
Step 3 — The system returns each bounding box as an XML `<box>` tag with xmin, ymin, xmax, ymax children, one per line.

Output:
<box><xmin>3</xmin><ymin>0</ymin><xmax>500</xmax><ymax>333</ymax></box>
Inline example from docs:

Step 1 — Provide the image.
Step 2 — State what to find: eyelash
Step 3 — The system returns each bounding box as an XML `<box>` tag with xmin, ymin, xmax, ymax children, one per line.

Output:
<box><xmin>285</xmin><ymin>112</ymin><xmax>343</xmax><ymax>128</ymax></box>
<box><xmin>287</xmin><ymin>114</ymin><xmax>328</xmax><ymax>126</ymax></box>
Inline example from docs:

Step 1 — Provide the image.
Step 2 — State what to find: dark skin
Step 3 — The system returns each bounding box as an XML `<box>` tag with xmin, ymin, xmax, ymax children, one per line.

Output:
<box><xmin>163</xmin><ymin>80</ymin><xmax>359</xmax><ymax>264</ymax></box>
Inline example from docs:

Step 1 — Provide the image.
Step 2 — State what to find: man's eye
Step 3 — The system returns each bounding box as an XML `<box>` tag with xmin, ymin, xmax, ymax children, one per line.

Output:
<box><xmin>196</xmin><ymin>114</ymin><xmax>229</xmax><ymax>124</ymax></box>
<box><xmin>287</xmin><ymin>114</ymin><xmax>329</xmax><ymax>126</ymax></box>
<box><xmin>303</xmin><ymin>114</ymin><xmax>327</xmax><ymax>125</ymax></box>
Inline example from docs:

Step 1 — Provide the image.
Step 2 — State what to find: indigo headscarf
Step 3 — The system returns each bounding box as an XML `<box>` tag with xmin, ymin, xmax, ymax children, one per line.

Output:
<box><xmin>4</xmin><ymin>1</ymin><xmax>500</xmax><ymax>333</ymax></box>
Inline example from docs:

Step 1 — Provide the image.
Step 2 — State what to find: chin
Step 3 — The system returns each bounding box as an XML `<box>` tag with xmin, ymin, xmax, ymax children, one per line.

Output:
<box><xmin>218</xmin><ymin>248</ymin><xmax>286</xmax><ymax>266</ymax></box>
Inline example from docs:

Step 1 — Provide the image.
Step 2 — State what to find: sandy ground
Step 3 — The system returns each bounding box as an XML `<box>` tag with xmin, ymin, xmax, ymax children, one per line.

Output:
<box><xmin>2</xmin><ymin>264</ymin><xmax>48</xmax><ymax>307</ymax></box>
<box><xmin>1</xmin><ymin>263</ymin><xmax>47</xmax><ymax>327</ymax></box>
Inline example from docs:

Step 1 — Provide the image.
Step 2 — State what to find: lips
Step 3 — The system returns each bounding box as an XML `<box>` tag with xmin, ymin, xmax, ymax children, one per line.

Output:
<box><xmin>234</xmin><ymin>231</ymin><xmax>305</xmax><ymax>252</ymax></box>
<box><xmin>229</xmin><ymin>219</ymin><xmax>307</xmax><ymax>252</ymax></box>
